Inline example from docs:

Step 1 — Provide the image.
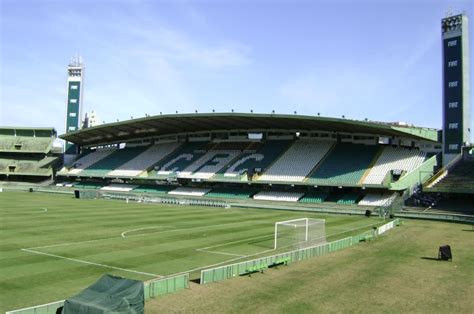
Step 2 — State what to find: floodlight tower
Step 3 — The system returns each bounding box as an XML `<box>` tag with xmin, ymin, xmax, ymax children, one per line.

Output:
<box><xmin>442</xmin><ymin>13</ymin><xmax>470</xmax><ymax>165</ymax></box>
<box><xmin>64</xmin><ymin>56</ymin><xmax>84</xmax><ymax>155</ymax></box>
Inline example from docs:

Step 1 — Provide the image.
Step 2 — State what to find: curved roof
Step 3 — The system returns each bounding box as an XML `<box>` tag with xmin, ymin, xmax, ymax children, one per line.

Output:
<box><xmin>60</xmin><ymin>113</ymin><xmax>439</xmax><ymax>146</ymax></box>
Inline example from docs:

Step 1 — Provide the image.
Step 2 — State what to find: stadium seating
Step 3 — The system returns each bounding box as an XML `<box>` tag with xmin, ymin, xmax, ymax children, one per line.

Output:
<box><xmin>215</xmin><ymin>140</ymin><xmax>292</xmax><ymax>181</ymax></box>
<box><xmin>78</xmin><ymin>146</ymin><xmax>148</xmax><ymax>177</ymax></box>
<box><xmin>299</xmin><ymin>191</ymin><xmax>329</xmax><ymax>203</ymax></box>
<box><xmin>363</xmin><ymin>146</ymin><xmax>426</xmax><ymax>185</ymax></box>
<box><xmin>0</xmin><ymin>128</ymin><xmax>58</xmax><ymax>180</ymax></box>
<box><xmin>430</xmin><ymin>159</ymin><xmax>474</xmax><ymax>190</ymax></box>
<box><xmin>179</xmin><ymin>151</ymin><xmax>240</xmax><ymax>179</ymax></box>
<box><xmin>253</xmin><ymin>191</ymin><xmax>304</xmax><ymax>202</ymax></box>
<box><xmin>65</xmin><ymin>148</ymin><xmax>116</xmax><ymax>175</ymax></box>
<box><xmin>168</xmin><ymin>187</ymin><xmax>211</xmax><ymax>197</ymax></box>
<box><xmin>74</xmin><ymin>182</ymin><xmax>103</xmax><ymax>189</ymax></box>
<box><xmin>152</xmin><ymin>141</ymin><xmax>207</xmax><ymax>177</ymax></box>
<box><xmin>0</xmin><ymin>129</ymin><xmax>54</xmax><ymax>153</ymax></box>
<box><xmin>358</xmin><ymin>193</ymin><xmax>397</xmax><ymax>207</ymax></box>
<box><xmin>101</xmin><ymin>184</ymin><xmax>138</xmax><ymax>192</ymax></box>
<box><xmin>258</xmin><ymin>140</ymin><xmax>334</xmax><ymax>182</ymax></box>
<box><xmin>336</xmin><ymin>193</ymin><xmax>359</xmax><ymax>205</ymax></box>
<box><xmin>133</xmin><ymin>185</ymin><xmax>176</xmax><ymax>194</ymax></box>
<box><xmin>0</xmin><ymin>156</ymin><xmax>57</xmax><ymax>176</ymax></box>
<box><xmin>306</xmin><ymin>143</ymin><xmax>379</xmax><ymax>186</ymax></box>
<box><xmin>107</xmin><ymin>142</ymin><xmax>181</xmax><ymax>177</ymax></box>
<box><xmin>205</xmin><ymin>187</ymin><xmax>256</xmax><ymax>199</ymax></box>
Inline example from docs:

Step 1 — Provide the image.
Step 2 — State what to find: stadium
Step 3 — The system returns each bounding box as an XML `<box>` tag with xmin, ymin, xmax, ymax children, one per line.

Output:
<box><xmin>1</xmin><ymin>11</ymin><xmax>473</xmax><ymax>314</ymax></box>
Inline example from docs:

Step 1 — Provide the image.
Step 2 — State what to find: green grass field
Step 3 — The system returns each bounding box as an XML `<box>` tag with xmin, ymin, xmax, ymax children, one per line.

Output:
<box><xmin>148</xmin><ymin>219</ymin><xmax>474</xmax><ymax>313</ymax></box>
<box><xmin>0</xmin><ymin>191</ymin><xmax>383</xmax><ymax>312</ymax></box>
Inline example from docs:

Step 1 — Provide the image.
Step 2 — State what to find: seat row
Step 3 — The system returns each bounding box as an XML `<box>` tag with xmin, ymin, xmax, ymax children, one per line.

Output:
<box><xmin>65</xmin><ymin>181</ymin><xmax>396</xmax><ymax>207</ymax></box>
<box><xmin>58</xmin><ymin>140</ymin><xmax>428</xmax><ymax>189</ymax></box>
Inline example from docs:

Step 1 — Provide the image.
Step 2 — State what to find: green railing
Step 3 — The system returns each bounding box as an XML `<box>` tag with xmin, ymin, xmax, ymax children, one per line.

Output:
<box><xmin>200</xmin><ymin>219</ymin><xmax>399</xmax><ymax>285</ymax></box>
<box><xmin>395</xmin><ymin>212</ymin><xmax>474</xmax><ymax>224</ymax></box>
<box><xmin>144</xmin><ymin>274</ymin><xmax>189</xmax><ymax>299</ymax></box>
<box><xmin>6</xmin><ymin>274</ymin><xmax>190</xmax><ymax>313</ymax></box>
<box><xmin>6</xmin><ymin>300</ymin><xmax>65</xmax><ymax>314</ymax></box>
<box><xmin>200</xmin><ymin>237</ymin><xmax>353</xmax><ymax>284</ymax></box>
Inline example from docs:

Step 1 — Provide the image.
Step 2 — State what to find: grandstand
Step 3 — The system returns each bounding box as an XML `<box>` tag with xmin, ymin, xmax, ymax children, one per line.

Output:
<box><xmin>56</xmin><ymin>113</ymin><xmax>443</xmax><ymax>212</ymax></box>
<box><xmin>306</xmin><ymin>142</ymin><xmax>379</xmax><ymax>186</ymax></box>
<box><xmin>258</xmin><ymin>140</ymin><xmax>333</xmax><ymax>182</ymax></box>
<box><xmin>363</xmin><ymin>146</ymin><xmax>427</xmax><ymax>185</ymax></box>
<box><xmin>0</xmin><ymin>127</ymin><xmax>60</xmax><ymax>181</ymax></box>
<box><xmin>423</xmin><ymin>147</ymin><xmax>474</xmax><ymax>198</ymax></box>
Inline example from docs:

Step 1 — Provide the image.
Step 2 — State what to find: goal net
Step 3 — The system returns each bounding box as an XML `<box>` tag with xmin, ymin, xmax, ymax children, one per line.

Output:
<box><xmin>274</xmin><ymin>218</ymin><xmax>326</xmax><ymax>249</ymax></box>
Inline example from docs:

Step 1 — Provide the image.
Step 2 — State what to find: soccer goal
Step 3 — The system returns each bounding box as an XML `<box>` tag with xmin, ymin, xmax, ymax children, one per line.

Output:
<box><xmin>274</xmin><ymin>218</ymin><xmax>326</xmax><ymax>250</ymax></box>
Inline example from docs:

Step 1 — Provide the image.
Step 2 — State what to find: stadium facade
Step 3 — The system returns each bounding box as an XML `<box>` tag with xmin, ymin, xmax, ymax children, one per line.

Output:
<box><xmin>57</xmin><ymin>112</ymin><xmax>441</xmax><ymax>211</ymax></box>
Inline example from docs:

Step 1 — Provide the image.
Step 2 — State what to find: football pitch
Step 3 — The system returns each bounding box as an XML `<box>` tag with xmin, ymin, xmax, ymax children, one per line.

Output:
<box><xmin>0</xmin><ymin>191</ymin><xmax>384</xmax><ymax>312</ymax></box>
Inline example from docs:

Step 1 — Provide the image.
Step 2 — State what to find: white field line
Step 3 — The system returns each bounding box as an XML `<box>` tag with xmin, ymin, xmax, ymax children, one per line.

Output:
<box><xmin>26</xmin><ymin>237</ymin><xmax>117</xmax><ymax>250</ymax></box>
<box><xmin>26</xmin><ymin>219</ymin><xmax>263</xmax><ymax>250</ymax></box>
<box><xmin>198</xmin><ymin>233</ymin><xmax>273</xmax><ymax>251</ymax></box>
<box><xmin>21</xmin><ymin>248</ymin><xmax>162</xmax><ymax>277</ymax></box>
<box><xmin>20</xmin><ymin>219</ymin><xmax>266</xmax><ymax>277</ymax></box>
<box><xmin>194</xmin><ymin>220</ymin><xmax>381</xmax><ymax>259</ymax></box>
<box><xmin>171</xmin><ymin>247</ymin><xmax>277</xmax><ymax>277</ymax></box>
<box><xmin>195</xmin><ymin>249</ymin><xmax>245</xmax><ymax>257</ymax></box>
<box><xmin>195</xmin><ymin>233</ymin><xmax>273</xmax><ymax>257</ymax></box>
<box><xmin>121</xmin><ymin>226</ymin><xmax>172</xmax><ymax>238</ymax></box>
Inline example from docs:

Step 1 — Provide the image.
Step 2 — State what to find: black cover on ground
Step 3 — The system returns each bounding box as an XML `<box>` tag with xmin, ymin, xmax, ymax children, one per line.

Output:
<box><xmin>62</xmin><ymin>274</ymin><xmax>144</xmax><ymax>314</ymax></box>
<box><xmin>438</xmin><ymin>245</ymin><xmax>452</xmax><ymax>261</ymax></box>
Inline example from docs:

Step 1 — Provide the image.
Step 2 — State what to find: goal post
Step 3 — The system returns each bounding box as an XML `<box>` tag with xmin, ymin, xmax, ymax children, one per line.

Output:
<box><xmin>274</xmin><ymin>218</ymin><xmax>326</xmax><ymax>250</ymax></box>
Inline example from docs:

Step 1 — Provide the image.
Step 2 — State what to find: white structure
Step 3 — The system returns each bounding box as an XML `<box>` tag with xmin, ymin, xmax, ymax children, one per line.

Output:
<box><xmin>253</xmin><ymin>191</ymin><xmax>304</xmax><ymax>202</ymax></box>
<box><xmin>259</xmin><ymin>140</ymin><xmax>333</xmax><ymax>182</ymax></box>
<box><xmin>179</xmin><ymin>151</ymin><xmax>240</xmax><ymax>179</ymax></box>
<box><xmin>274</xmin><ymin>218</ymin><xmax>326</xmax><ymax>250</ymax></box>
<box><xmin>363</xmin><ymin>146</ymin><xmax>426</xmax><ymax>185</ymax></box>
<box><xmin>223</xmin><ymin>153</ymin><xmax>264</xmax><ymax>177</ymax></box>
<box><xmin>107</xmin><ymin>142</ymin><xmax>181</xmax><ymax>177</ymax></box>
<box><xmin>83</xmin><ymin>110</ymin><xmax>101</xmax><ymax>128</ymax></box>
<box><xmin>60</xmin><ymin>148</ymin><xmax>115</xmax><ymax>174</ymax></box>
<box><xmin>358</xmin><ymin>193</ymin><xmax>397</xmax><ymax>207</ymax></box>
<box><xmin>101</xmin><ymin>184</ymin><xmax>138</xmax><ymax>192</ymax></box>
<box><xmin>168</xmin><ymin>187</ymin><xmax>211</xmax><ymax>197</ymax></box>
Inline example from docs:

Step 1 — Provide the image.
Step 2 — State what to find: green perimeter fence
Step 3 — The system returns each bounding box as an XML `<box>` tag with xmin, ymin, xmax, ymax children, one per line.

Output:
<box><xmin>6</xmin><ymin>274</ymin><xmax>189</xmax><ymax>314</ymax></box>
<box><xmin>200</xmin><ymin>219</ymin><xmax>400</xmax><ymax>284</ymax></box>
<box><xmin>144</xmin><ymin>273</ymin><xmax>189</xmax><ymax>299</ymax></box>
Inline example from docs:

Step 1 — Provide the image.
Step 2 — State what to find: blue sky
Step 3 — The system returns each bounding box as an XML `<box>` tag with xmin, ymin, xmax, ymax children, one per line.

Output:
<box><xmin>1</xmin><ymin>0</ymin><xmax>473</xmax><ymax>139</ymax></box>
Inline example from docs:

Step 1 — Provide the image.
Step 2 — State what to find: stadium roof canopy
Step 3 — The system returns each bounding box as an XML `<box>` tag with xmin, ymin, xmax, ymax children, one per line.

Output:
<box><xmin>60</xmin><ymin>113</ymin><xmax>439</xmax><ymax>146</ymax></box>
<box><xmin>1</xmin><ymin>126</ymin><xmax>57</xmax><ymax>136</ymax></box>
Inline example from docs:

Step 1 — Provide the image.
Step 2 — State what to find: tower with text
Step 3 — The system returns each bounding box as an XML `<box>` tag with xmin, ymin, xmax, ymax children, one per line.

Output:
<box><xmin>65</xmin><ymin>56</ymin><xmax>84</xmax><ymax>155</ymax></box>
<box><xmin>442</xmin><ymin>13</ymin><xmax>470</xmax><ymax>165</ymax></box>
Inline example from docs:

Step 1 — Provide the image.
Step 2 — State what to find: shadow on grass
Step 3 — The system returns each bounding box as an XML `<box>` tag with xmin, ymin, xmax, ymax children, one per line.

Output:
<box><xmin>461</xmin><ymin>229</ymin><xmax>474</xmax><ymax>232</ymax></box>
<box><xmin>420</xmin><ymin>257</ymin><xmax>440</xmax><ymax>261</ymax></box>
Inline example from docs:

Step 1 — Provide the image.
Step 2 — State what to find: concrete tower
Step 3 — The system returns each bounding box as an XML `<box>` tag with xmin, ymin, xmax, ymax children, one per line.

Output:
<box><xmin>64</xmin><ymin>56</ymin><xmax>84</xmax><ymax>155</ymax></box>
<box><xmin>442</xmin><ymin>13</ymin><xmax>470</xmax><ymax>165</ymax></box>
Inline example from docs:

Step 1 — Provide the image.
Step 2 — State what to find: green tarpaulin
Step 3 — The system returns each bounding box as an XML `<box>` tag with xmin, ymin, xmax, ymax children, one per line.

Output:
<box><xmin>62</xmin><ymin>274</ymin><xmax>144</xmax><ymax>314</ymax></box>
